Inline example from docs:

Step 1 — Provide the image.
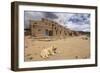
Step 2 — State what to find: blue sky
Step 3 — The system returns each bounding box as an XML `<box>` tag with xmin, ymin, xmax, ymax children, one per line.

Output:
<box><xmin>24</xmin><ymin>11</ymin><xmax>90</xmax><ymax>32</ymax></box>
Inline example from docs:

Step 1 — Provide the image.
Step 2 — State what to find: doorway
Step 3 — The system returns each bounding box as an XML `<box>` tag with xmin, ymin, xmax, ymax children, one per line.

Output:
<box><xmin>45</xmin><ymin>29</ymin><xmax>53</xmax><ymax>36</ymax></box>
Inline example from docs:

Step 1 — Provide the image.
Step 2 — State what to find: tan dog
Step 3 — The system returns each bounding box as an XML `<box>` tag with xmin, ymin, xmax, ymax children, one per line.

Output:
<box><xmin>40</xmin><ymin>46</ymin><xmax>57</xmax><ymax>59</ymax></box>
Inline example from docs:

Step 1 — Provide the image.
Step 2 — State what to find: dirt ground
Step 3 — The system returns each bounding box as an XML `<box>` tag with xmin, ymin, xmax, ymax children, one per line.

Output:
<box><xmin>24</xmin><ymin>35</ymin><xmax>90</xmax><ymax>61</ymax></box>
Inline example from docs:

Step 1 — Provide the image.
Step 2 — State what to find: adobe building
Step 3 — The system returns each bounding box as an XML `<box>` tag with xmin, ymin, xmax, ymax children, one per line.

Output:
<box><xmin>29</xmin><ymin>18</ymin><xmax>79</xmax><ymax>38</ymax></box>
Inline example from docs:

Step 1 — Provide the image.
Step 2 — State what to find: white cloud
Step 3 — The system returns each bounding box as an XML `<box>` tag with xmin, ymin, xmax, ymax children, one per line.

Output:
<box><xmin>66</xmin><ymin>23</ymin><xmax>90</xmax><ymax>32</ymax></box>
<box><xmin>53</xmin><ymin>13</ymin><xmax>74</xmax><ymax>26</ymax></box>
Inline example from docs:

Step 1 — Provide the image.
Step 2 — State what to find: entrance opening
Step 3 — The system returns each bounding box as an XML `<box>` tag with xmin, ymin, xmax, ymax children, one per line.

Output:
<box><xmin>45</xmin><ymin>29</ymin><xmax>49</xmax><ymax>36</ymax></box>
<box><xmin>49</xmin><ymin>31</ymin><xmax>53</xmax><ymax>36</ymax></box>
<box><xmin>45</xmin><ymin>29</ymin><xmax>53</xmax><ymax>36</ymax></box>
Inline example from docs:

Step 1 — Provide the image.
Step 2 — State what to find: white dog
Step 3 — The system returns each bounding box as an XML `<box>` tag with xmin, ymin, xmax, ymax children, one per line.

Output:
<box><xmin>40</xmin><ymin>46</ymin><xmax>57</xmax><ymax>59</ymax></box>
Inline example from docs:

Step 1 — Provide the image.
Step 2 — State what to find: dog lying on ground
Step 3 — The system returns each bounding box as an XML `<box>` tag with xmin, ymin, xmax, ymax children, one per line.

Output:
<box><xmin>40</xmin><ymin>46</ymin><xmax>57</xmax><ymax>59</ymax></box>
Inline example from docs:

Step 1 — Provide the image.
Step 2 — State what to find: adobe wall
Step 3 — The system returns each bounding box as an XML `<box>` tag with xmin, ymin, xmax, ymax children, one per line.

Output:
<box><xmin>30</xmin><ymin>18</ymin><xmax>79</xmax><ymax>38</ymax></box>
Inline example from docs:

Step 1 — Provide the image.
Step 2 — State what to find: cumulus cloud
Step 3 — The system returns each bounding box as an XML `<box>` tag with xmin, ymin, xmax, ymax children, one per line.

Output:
<box><xmin>66</xmin><ymin>23</ymin><xmax>90</xmax><ymax>32</ymax></box>
<box><xmin>68</xmin><ymin>13</ymin><xmax>90</xmax><ymax>25</ymax></box>
<box><xmin>53</xmin><ymin>13</ymin><xmax>74</xmax><ymax>26</ymax></box>
<box><xmin>43</xmin><ymin>12</ymin><xmax>58</xmax><ymax>19</ymax></box>
<box><xmin>66</xmin><ymin>13</ymin><xmax>90</xmax><ymax>31</ymax></box>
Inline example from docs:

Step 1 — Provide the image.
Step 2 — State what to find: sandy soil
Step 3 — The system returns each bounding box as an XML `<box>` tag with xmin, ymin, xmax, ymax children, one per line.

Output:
<box><xmin>24</xmin><ymin>35</ymin><xmax>90</xmax><ymax>61</ymax></box>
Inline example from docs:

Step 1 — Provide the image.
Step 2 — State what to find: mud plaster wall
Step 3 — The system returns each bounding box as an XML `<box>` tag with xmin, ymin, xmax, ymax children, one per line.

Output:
<box><xmin>30</xmin><ymin>18</ymin><xmax>79</xmax><ymax>38</ymax></box>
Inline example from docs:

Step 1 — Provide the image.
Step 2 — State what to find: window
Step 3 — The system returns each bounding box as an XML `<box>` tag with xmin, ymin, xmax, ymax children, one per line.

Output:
<box><xmin>38</xmin><ymin>29</ymin><xmax>41</xmax><ymax>31</ymax></box>
<box><xmin>34</xmin><ymin>22</ymin><xmax>37</xmax><ymax>24</ymax></box>
<box><xmin>60</xmin><ymin>31</ymin><xmax>61</xmax><ymax>34</ymax></box>
<box><xmin>33</xmin><ymin>25</ymin><xmax>35</xmax><ymax>28</ymax></box>
<box><xmin>52</xmin><ymin>24</ymin><xmax>54</xmax><ymax>27</ymax></box>
<box><xmin>55</xmin><ymin>27</ymin><xmax>56</xmax><ymax>30</ymax></box>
